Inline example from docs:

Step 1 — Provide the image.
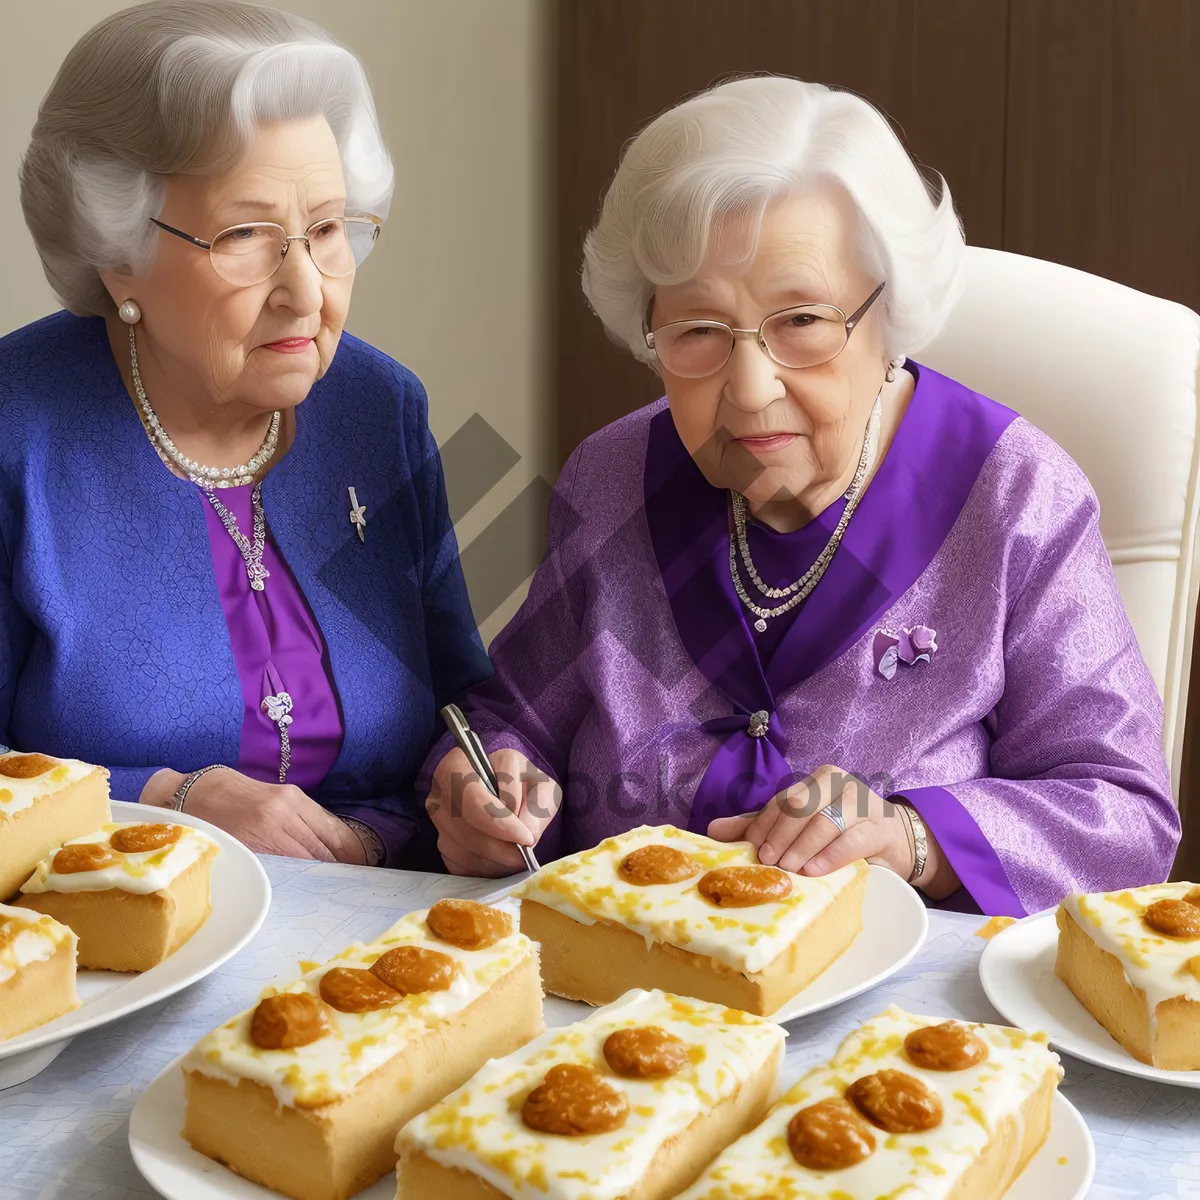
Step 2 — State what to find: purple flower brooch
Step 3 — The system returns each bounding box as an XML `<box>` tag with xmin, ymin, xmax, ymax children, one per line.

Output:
<box><xmin>873</xmin><ymin>625</ymin><xmax>938</xmax><ymax>680</ymax></box>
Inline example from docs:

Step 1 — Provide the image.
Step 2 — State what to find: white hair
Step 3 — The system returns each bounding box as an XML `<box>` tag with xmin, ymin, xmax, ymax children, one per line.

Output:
<box><xmin>20</xmin><ymin>0</ymin><xmax>394</xmax><ymax>316</ymax></box>
<box><xmin>582</xmin><ymin>75</ymin><xmax>965</xmax><ymax>364</ymax></box>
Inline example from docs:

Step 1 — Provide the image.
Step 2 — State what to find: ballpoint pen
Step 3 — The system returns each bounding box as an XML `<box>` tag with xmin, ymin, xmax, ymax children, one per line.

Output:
<box><xmin>440</xmin><ymin>703</ymin><xmax>540</xmax><ymax>873</ymax></box>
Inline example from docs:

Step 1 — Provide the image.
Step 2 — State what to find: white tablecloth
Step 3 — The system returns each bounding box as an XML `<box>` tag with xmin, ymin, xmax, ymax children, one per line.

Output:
<box><xmin>1</xmin><ymin>855</ymin><xmax>1198</xmax><ymax>1199</ymax></box>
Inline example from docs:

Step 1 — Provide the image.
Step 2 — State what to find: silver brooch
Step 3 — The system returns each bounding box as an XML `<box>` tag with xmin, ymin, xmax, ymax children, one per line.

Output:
<box><xmin>348</xmin><ymin>486</ymin><xmax>368</xmax><ymax>543</ymax></box>
<box><xmin>747</xmin><ymin>710</ymin><xmax>770</xmax><ymax>738</ymax></box>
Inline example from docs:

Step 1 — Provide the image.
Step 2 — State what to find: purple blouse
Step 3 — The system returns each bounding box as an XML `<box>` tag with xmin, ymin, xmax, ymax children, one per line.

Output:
<box><xmin>200</xmin><ymin>484</ymin><xmax>344</xmax><ymax>792</ymax></box>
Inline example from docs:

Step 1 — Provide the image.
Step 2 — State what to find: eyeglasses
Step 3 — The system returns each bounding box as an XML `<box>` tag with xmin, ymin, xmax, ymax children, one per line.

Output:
<box><xmin>149</xmin><ymin>215</ymin><xmax>382</xmax><ymax>287</ymax></box>
<box><xmin>645</xmin><ymin>282</ymin><xmax>886</xmax><ymax>378</ymax></box>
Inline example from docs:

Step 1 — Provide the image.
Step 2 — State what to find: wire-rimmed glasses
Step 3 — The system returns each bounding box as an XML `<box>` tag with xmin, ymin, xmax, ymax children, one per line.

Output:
<box><xmin>150</xmin><ymin>214</ymin><xmax>382</xmax><ymax>286</ymax></box>
<box><xmin>645</xmin><ymin>282</ymin><xmax>886</xmax><ymax>378</ymax></box>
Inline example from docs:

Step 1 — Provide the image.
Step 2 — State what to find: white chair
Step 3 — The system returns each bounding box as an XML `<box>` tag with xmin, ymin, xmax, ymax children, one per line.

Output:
<box><xmin>920</xmin><ymin>246</ymin><xmax>1200</xmax><ymax>798</ymax></box>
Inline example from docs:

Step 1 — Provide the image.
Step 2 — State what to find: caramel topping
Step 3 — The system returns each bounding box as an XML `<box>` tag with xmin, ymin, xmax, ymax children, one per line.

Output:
<box><xmin>1183</xmin><ymin>886</ymin><xmax>1200</xmax><ymax>909</ymax></box>
<box><xmin>846</xmin><ymin>1069</ymin><xmax>944</xmax><ymax>1134</ymax></box>
<box><xmin>603</xmin><ymin>1025</ymin><xmax>689</xmax><ymax>1079</ymax></box>
<box><xmin>1143</xmin><ymin>898</ymin><xmax>1200</xmax><ymax>940</ymax></box>
<box><xmin>0</xmin><ymin>753</ymin><xmax>58</xmax><ymax>779</ymax></box>
<box><xmin>787</xmin><ymin>1097</ymin><xmax>876</xmax><ymax>1171</ymax></box>
<box><xmin>0</xmin><ymin>917</ymin><xmax>26</xmax><ymax>950</ymax></box>
<box><xmin>250</xmin><ymin>992</ymin><xmax>333</xmax><ymax>1050</ymax></box>
<box><xmin>52</xmin><ymin>842</ymin><xmax>120</xmax><ymax>874</ymax></box>
<box><xmin>697</xmin><ymin>865</ymin><xmax>792</xmax><ymax>907</ymax></box>
<box><xmin>319</xmin><ymin>966</ymin><xmax>402</xmax><ymax>1013</ymax></box>
<box><xmin>426</xmin><ymin>898</ymin><xmax>513</xmax><ymax>950</ymax></box>
<box><xmin>520</xmin><ymin>1063</ymin><xmax>629</xmax><ymax>1136</ymax></box>
<box><xmin>370</xmin><ymin>945</ymin><xmax>459</xmax><ymax>994</ymax></box>
<box><xmin>904</xmin><ymin>1021</ymin><xmax>990</xmax><ymax>1072</ymax></box>
<box><xmin>618</xmin><ymin>844</ymin><xmax>700</xmax><ymax>886</ymax></box>
<box><xmin>110</xmin><ymin>823</ymin><xmax>183</xmax><ymax>854</ymax></box>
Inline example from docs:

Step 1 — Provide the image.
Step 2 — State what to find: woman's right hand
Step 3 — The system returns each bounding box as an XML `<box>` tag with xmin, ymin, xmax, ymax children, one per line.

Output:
<box><xmin>426</xmin><ymin>747</ymin><xmax>562</xmax><ymax>876</ymax></box>
<box><xmin>140</xmin><ymin>766</ymin><xmax>363</xmax><ymax>862</ymax></box>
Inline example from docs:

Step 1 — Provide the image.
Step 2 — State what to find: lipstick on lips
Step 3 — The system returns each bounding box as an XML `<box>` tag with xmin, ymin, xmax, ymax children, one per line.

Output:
<box><xmin>735</xmin><ymin>433</ymin><xmax>798</xmax><ymax>452</ymax></box>
<box><xmin>262</xmin><ymin>336</ymin><xmax>313</xmax><ymax>354</ymax></box>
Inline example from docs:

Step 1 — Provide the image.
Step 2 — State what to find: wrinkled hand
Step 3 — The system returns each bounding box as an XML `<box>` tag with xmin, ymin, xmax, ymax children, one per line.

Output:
<box><xmin>706</xmin><ymin>763</ymin><xmax>956</xmax><ymax>895</ymax></box>
<box><xmin>141</xmin><ymin>767</ymin><xmax>366</xmax><ymax>864</ymax></box>
<box><xmin>426</xmin><ymin>747</ymin><xmax>562</xmax><ymax>876</ymax></box>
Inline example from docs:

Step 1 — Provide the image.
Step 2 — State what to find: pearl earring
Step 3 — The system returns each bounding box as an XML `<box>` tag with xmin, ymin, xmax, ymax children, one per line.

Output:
<box><xmin>118</xmin><ymin>299</ymin><xmax>142</xmax><ymax>325</ymax></box>
<box><xmin>885</xmin><ymin>355</ymin><xmax>906</xmax><ymax>384</ymax></box>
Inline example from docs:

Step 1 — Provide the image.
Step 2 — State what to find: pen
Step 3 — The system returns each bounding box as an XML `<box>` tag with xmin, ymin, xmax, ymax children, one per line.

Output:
<box><xmin>440</xmin><ymin>703</ymin><xmax>540</xmax><ymax>873</ymax></box>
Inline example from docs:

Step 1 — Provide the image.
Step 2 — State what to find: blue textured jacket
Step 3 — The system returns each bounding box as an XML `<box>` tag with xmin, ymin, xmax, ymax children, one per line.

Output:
<box><xmin>0</xmin><ymin>311</ymin><xmax>491</xmax><ymax>867</ymax></box>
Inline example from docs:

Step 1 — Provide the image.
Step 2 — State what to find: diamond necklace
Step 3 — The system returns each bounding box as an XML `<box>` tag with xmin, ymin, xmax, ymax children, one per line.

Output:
<box><xmin>128</xmin><ymin>325</ymin><xmax>275</xmax><ymax>591</ymax></box>
<box><xmin>730</xmin><ymin>392</ymin><xmax>882</xmax><ymax>631</ymax></box>
<box><xmin>128</xmin><ymin>325</ymin><xmax>280</xmax><ymax>488</ymax></box>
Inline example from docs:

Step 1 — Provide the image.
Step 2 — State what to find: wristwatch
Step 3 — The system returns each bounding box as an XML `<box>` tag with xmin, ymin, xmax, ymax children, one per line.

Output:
<box><xmin>168</xmin><ymin>764</ymin><xmax>226</xmax><ymax>812</ymax></box>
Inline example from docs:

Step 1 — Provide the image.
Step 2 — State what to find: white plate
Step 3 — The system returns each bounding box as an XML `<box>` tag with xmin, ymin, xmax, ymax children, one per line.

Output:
<box><xmin>129</xmin><ymin>1052</ymin><xmax>1093</xmax><ymax>1200</ymax></box>
<box><xmin>980</xmin><ymin>908</ymin><xmax>1200</xmax><ymax>1088</ymax></box>
<box><xmin>485</xmin><ymin>862</ymin><xmax>928</xmax><ymax>1026</ymax></box>
<box><xmin>1010</xmin><ymin>1092</ymin><xmax>1095</xmax><ymax>1200</ymax></box>
<box><xmin>0</xmin><ymin>799</ymin><xmax>270</xmax><ymax>1089</ymax></box>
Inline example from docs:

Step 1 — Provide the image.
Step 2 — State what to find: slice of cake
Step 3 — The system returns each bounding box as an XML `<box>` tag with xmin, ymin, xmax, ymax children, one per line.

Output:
<box><xmin>15</xmin><ymin>821</ymin><xmax>219</xmax><ymax>972</ymax></box>
<box><xmin>395</xmin><ymin>987</ymin><xmax>786</xmax><ymax>1200</ymax></box>
<box><xmin>0</xmin><ymin>902</ymin><xmax>80</xmax><ymax>1038</ymax></box>
<box><xmin>0</xmin><ymin>751</ymin><xmax>110</xmax><ymax>900</ymax></box>
<box><xmin>679</xmin><ymin>1005</ymin><xmax>1063</xmax><ymax>1200</ymax></box>
<box><xmin>182</xmin><ymin>899</ymin><xmax>544</xmax><ymax>1200</ymax></box>
<box><xmin>1056</xmin><ymin>881</ymin><xmax>1200</xmax><ymax>1070</ymax></box>
<box><xmin>514</xmin><ymin>824</ymin><xmax>868</xmax><ymax>1015</ymax></box>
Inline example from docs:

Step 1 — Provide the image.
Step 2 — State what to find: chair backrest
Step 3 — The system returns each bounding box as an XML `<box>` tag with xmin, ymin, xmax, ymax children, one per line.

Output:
<box><xmin>920</xmin><ymin>246</ymin><xmax>1200</xmax><ymax>798</ymax></box>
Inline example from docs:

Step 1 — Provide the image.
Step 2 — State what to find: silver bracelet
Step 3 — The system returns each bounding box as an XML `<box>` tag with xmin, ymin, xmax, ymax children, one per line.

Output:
<box><xmin>340</xmin><ymin>816</ymin><xmax>387</xmax><ymax>867</ymax></box>
<box><xmin>900</xmin><ymin>803</ymin><xmax>929</xmax><ymax>885</ymax></box>
<box><xmin>168</xmin><ymin>764</ymin><xmax>227</xmax><ymax>812</ymax></box>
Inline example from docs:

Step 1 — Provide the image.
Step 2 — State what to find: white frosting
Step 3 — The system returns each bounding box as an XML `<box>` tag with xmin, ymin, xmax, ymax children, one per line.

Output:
<box><xmin>183</xmin><ymin>907</ymin><xmax>535</xmax><ymax>1109</ymax></box>
<box><xmin>399</xmin><ymin>988</ymin><xmax>786</xmax><ymax>1200</ymax></box>
<box><xmin>0</xmin><ymin>901</ymin><xmax>74</xmax><ymax>984</ymax></box>
<box><xmin>0</xmin><ymin>754</ymin><xmax>99</xmax><ymax>819</ymax></box>
<box><xmin>1061</xmin><ymin>883</ymin><xmax>1200</xmax><ymax>1016</ymax></box>
<box><xmin>679</xmin><ymin>1005</ymin><xmax>1062</xmax><ymax>1200</ymax></box>
<box><xmin>514</xmin><ymin>824</ymin><xmax>864</xmax><ymax>974</ymax></box>
<box><xmin>19</xmin><ymin>822</ymin><xmax>217</xmax><ymax>895</ymax></box>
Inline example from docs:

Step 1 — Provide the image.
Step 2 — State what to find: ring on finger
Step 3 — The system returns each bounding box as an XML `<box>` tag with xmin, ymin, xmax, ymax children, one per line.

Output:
<box><xmin>816</xmin><ymin>801</ymin><xmax>846</xmax><ymax>834</ymax></box>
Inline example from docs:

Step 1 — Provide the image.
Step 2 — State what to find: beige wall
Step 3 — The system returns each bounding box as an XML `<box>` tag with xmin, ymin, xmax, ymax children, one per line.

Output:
<box><xmin>1</xmin><ymin>0</ymin><xmax>552</xmax><ymax>644</ymax></box>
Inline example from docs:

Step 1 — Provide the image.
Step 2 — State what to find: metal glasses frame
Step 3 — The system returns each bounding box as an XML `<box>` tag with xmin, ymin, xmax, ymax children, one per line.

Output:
<box><xmin>149</xmin><ymin>214</ymin><xmax>382</xmax><ymax>283</ymax></box>
<box><xmin>644</xmin><ymin>280</ymin><xmax>887</xmax><ymax>374</ymax></box>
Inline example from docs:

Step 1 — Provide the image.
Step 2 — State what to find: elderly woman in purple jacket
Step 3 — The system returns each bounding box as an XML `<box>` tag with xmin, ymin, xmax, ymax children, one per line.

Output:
<box><xmin>0</xmin><ymin>2</ymin><xmax>490</xmax><ymax>868</ymax></box>
<box><xmin>426</xmin><ymin>76</ymin><xmax>1180</xmax><ymax>915</ymax></box>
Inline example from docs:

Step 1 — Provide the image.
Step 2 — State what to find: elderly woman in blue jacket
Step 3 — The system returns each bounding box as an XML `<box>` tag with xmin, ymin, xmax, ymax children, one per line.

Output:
<box><xmin>0</xmin><ymin>0</ymin><xmax>489</xmax><ymax>867</ymax></box>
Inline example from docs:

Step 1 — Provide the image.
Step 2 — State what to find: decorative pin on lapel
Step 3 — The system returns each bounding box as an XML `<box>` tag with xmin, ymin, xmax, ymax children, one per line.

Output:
<box><xmin>873</xmin><ymin>625</ymin><xmax>939</xmax><ymax>680</ymax></box>
<box><xmin>347</xmin><ymin>486</ymin><xmax>367</xmax><ymax>542</ymax></box>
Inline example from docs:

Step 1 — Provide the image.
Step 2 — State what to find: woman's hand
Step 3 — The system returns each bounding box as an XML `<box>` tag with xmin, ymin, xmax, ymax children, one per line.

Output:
<box><xmin>141</xmin><ymin>767</ymin><xmax>366</xmax><ymax>863</ymax></box>
<box><xmin>707</xmin><ymin>764</ymin><xmax>958</xmax><ymax>897</ymax></box>
<box><xmin>426</xmin><ymin>747</ymin><xmax>562</xmax><ymax>876</ymax></box>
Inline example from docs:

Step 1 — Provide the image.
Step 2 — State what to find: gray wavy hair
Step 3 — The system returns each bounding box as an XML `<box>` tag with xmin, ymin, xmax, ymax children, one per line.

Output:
<box><xmin>20</xmin><ymin>0</ymin><xmax>394</xmax><ymax>317</ymax></box>
<box><xmin>583</xmin><ymin>76</ymin><xmax>965</xmax><ymax>365</ymax></box>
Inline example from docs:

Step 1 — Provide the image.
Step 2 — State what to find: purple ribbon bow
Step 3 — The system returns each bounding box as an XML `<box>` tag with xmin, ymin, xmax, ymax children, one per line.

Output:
<box><xmin>873</xmin><ymin>625</ymin><xmax>939</xmax><ymax>680</ymax></box>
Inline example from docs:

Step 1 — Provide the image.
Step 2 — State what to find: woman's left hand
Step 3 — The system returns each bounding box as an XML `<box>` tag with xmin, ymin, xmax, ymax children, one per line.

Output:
<box><xmin>707</xmin><ymin>763</ymin><xmax>956</xmax><ymax>896</ymax></box>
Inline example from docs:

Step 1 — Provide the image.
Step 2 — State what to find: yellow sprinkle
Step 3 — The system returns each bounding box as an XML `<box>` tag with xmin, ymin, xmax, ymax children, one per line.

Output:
<box><xmin>975</xmin><ymin>915</ymin><xmax>1017</xmax><ymax>941</ymax></box>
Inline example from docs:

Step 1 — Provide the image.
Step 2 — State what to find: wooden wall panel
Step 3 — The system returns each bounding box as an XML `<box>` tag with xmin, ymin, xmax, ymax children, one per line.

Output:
<box><xmin>1005</xmin><ymin>0</ymin><xmax>1200</xmax><ymax>311</ymax></box>
<box><xmin>556</xmin><ymin>0</ymin><xmax>1010</xmax><ymax>465</ymax></box>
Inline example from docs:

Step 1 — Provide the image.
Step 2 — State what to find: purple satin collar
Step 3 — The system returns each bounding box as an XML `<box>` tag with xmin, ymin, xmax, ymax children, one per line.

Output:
<box><xmin>643</xmin><ymin>363</ymin><xmax>1019</xmax><ymax>830</ymax></box>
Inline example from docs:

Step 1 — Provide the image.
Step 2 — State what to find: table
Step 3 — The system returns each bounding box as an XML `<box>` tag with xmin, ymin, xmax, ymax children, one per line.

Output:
<box><xmin>2</xmin><ymin>857</ymin><xmax>1198</xmax><ymax>1199</ymax></box>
